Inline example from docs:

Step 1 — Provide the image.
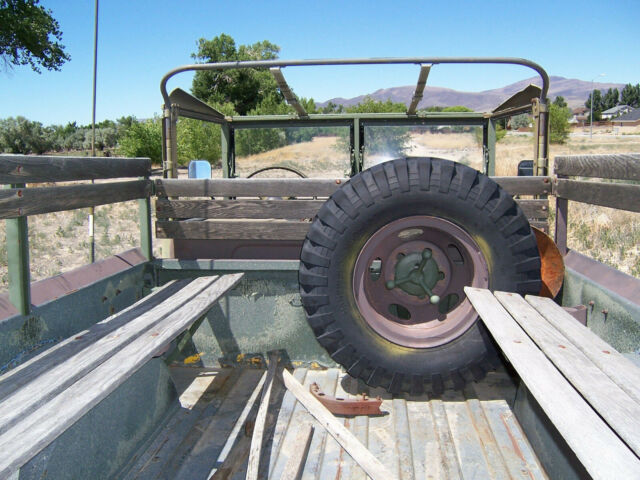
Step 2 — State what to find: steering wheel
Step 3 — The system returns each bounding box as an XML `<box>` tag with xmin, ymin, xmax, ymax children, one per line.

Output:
<box><xmin>246</xmin><ymin>165</ymin><xmax>307</xmax><ymax>178</ymax></box>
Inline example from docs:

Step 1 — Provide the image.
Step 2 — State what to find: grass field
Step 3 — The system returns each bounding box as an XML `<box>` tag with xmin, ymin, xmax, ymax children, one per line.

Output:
<box><xmin>1</xmin><ymin>128</ymin><xmax>639</xmax><ymax>293</ymax></box>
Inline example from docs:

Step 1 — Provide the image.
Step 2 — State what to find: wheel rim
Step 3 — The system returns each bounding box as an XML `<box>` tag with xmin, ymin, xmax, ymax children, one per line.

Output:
<box><xmin>352</xmin><ymin>216</ymin><xmax>489</xmax><ymax>348</ymax></box>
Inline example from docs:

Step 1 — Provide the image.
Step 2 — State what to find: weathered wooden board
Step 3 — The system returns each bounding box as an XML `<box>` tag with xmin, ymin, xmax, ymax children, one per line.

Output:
<box><xmin>0</xmin><ymin>278</ymin><xmax>211</xmax><ymax>435</ymax></box>
<box><xmin>155</xmin><ymin>178</ymin><xmax>342</xmax><ymax>198</ymax></box>
<box><xmin>156</xmin><ymin>219</ymin><xmax>311</xmax><ymax>240</ymax></box>
<box><xmin>465</xmin><ymin>287</ymin><xmax>640</xmax><ymax>479</ymax></box>
<box><xmin>492</xmin><ymin>176</ymin><xmax>553</xmax><ymax>195</ymax></box>
<box><xmin>518</xmin><ymin>199</ymin><xmax>549</xmax><ymax>218</ymax></box>
<box><xmin>209</xmin><ymin>371</ymin><xmax>267</xmax><ymax>480</ymax></box>
<box><xmin>156</xmin><ymin>175</ymin><xmax>553</xmax><ymax>198</ymax></box>
<box><xmin>0</xmin><ymin>155</ymin><xmax>151</xmax><ymax>184</ymax></box>
<box><xmin>0</xmin><ymin>280</ymin><xmax>185</xmax><ymax>400</ymax></box>
<box><xmin>555</xmin><ymin>154</ymin><xmax>640</xmax><ymax>181</ymax></box>
<box><xmin>156</xmin><ymin>197</ymin><xmax>546</xmax><ymax>220</ymax></box>
<box><xmin>0</xmin><ymin>180</ymin><xmax>152</xmax><ymax>219</ymax></box>
<box><xmin>0</xmin><ymin>273</ymin><xmax>244</xmax><ymax>478</ymax></box>
<box><xmin>526</xmin><ymin>295</ymin><xmax>640</xmax><ymax>406</ymax></box>
<box><xmin>496</xmin><ymin>291</ymin><xmax>640</xmax><ymax>457</ymax></box>
<box><xmin>529</xmin><ymin>220</ymin><xmax>549</xmax><ymax>232</ymax></box>
<box><xmin>281</xmin><ymin>368</ymin><xmax>397</xmax><ymax>480</ymax></box>
<box><xmin>156</xmin><ymin>198</ymin><xmax>324</xmax><ymax>220</ymax></box>
<box><xmin>246</xmin><ymin>353</ymin><xmax>279</xmax><ymax>480</ymax></box>
<box><xmin>555</xmin><ymin>179</ymin><xmax>640</xmax><ymax>212</ymax></box>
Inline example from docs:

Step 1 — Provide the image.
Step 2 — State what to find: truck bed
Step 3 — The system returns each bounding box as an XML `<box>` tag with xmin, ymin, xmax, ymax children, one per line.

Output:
<box><xmin>124</xmin><ymin>366</ymin><xmax>547</xmax><ymax>479</ymax></box>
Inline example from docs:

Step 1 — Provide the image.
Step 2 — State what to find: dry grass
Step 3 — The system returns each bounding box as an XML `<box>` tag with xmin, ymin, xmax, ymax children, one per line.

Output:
<box><xmin>1</xmin><ymin>129</ymin><xmax>638</xmax><ymax>294</ymax></box>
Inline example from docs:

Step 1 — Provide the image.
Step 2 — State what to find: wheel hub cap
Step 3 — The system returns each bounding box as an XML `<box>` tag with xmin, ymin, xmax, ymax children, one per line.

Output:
<box><xmin>385</xmin><ymin>248</ymin><xmax>443</xmax><ymax>304</ymax></box>
<box><xmin>352</xmin><ymin>216</ymin><xmax>489</xmax><ymax>348</ymax></box>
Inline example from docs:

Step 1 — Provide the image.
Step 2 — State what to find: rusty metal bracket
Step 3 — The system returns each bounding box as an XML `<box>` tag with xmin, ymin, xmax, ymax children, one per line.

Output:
<box><xmin>309</xmin><ymin>382</ymin><xmax>383</xmax><ymax>416</ymax></box>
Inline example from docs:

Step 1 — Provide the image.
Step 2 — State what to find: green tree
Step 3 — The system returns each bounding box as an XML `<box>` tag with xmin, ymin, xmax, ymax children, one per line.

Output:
<box><xmin>177</xmin><ymin>118</ymin><xmax>222</xmax><ymax>166</ymax></box>
<box><xmin>621</xmin><ymin>83</ymin><xmax>640</xmax><ymax>108</ymax></box>
<box><xmin>336</xmin><ymin>97</ymin><xmax>411</xmax><ymax>156</ymax></box>
<box><xmin>0</xmin><ymin>116</ymin><xmax>52</xmax><ymax>153</ymax></box>
<box><xmin>553</xmin><ymin>96</ymin><xmax>568</xmax><ymax>108</ymax></box>
<box><xmin>585</xmin><ymin>89</ymin><xmax>603</xmax><ymax>121</ymax></box>
<box><xmin>191</xmin><ymin>33</ymin><xmax>281</xmax><ymax>115</ymax></box>
<box><xmin>0</xmin><ymin>0</ymin><xmax>70</xmax><ymax>72</ymax></box>
<box><xmin>549</xmin><ymin>103</ymin><xmax>571</xmax><ymax>144</ymax></box>
<box><xmin>510</xmin><ymin>113</ymin><xmax>531</xmax><ymax>129</ymax></box>
<box><xmin>118</xmin><ymin>118</ymin><xmax>162</xmax><ymax>164</ymax></box>
<box><xmin>602</xmin><ymin>88</ymin><xmax>620</xmax><ymax>110</ymax></box>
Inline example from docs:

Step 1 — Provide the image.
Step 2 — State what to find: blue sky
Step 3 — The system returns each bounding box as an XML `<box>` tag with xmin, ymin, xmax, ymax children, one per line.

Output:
<box><xmin>1</xmin><ymin>0</ymin><xmax>638</xmax><ymax>125</ymax></box>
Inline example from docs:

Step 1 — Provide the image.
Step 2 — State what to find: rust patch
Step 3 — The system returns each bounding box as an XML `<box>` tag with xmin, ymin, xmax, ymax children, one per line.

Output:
<box><xmin>500</xmin><ymin>413</ymin><xmax>526</xmax><ymax>462</ymax></box>
<box><xmin>558</xmin><ymin>345</ymin><xmax>566</xmax><ymax>349</ymax></box>
<box><xmin>602</xmin><ymin>350</ymin><xmax>611</xmax><ymax>354</ymax></box>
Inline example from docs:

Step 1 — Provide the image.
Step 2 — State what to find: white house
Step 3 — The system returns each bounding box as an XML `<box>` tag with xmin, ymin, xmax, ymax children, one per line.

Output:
<box><xmin>601</xmin><ymin>105</ymin><xmax>634</xmax><ymax>120</ymax></box>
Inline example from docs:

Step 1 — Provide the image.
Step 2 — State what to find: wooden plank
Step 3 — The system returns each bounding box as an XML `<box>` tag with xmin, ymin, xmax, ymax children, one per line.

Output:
<box><xmin>0</xmin><ymin>280</ymin><xmax>184</xmax><ymax>399</ymax></box>
<box><xmin>156</xmin><ymin>219</ymin><xmax>311</xmax><ymax>240</ymax></box>
<box><xmin>555</xmin><ymin>154</ymin><xmax>640</xmax><ymax>181</ymax></box>
<box><xmin>0</xmin><ymin>155</ymin><xmax>151</xmax><ymax>183</ymax></box>
<box><xmin>0</xmin><ymin>278</ymin><xmax>209</xmax><ymax>435</ymax></box>
<box><xmin>529</xmin><ymin>220</ymin><xmax>549</xmax><ymax>232</ymax></box>
<box><xmin>266</xmin><ymin>368</ymin><xmax>309</xmax><ymax>479</ymax></box>
<box><xmin>496</xmin><ymin>291</ymin><xmax>640</xmax><ymax>457</ymax></box>
<box><xmin>464</xmin><ymin>287</ymin><xmax>640</xmax><ymax>479</ymax></box>
<box><xmin>174</xmin><ymin>369</ymin><xmax>264</xmax><ymax>479</ymax></box>
<box><xmin>526</xmin><ymin>295</ymin><xmax>640</xmax><ymax>406</ymax></box>
<box><xmin>209</xmin><ymin>370</ymin><xmax>268</xmax><ymax>480</ymax></box>
<box><xmin>517</xmin><ymin>199</ymin><xmax>549</xmax><ymax>219</ymax></box>
<box><xmin>0</xmin><ymin>180</ymin><xmax>151</xmax><ymax>219</ymax></box>
<box><xmin>556</xmin><ymin>179</ymin><xmax>640</xmax><ymax>212</ymax></box>
<box><xmin>156</xmin><ymin>176</ymin><xmax>551</xmax><ymax>198</ymax></box>
<box><xmin>492</xmin><ymin>176</ymin><xmax>552</xmax><ymax>196</ymax></box>
<box><xmin>0</xmin><ymin>273</ymin><xmax>244</xmax><ymax>478</ymax></box>
<box><xmin>155</xmin><ymin>178</ymin><xmax>343</xmax><ymax>198</ymax></box>
<box><xmin>246</xmin><ymin>353</ymin><xmax>279</xmax><ymax>480</ymax></box>
<box><xmin>281</xmin><ymin>368</ymin><xmax>397</xmax><ymax>480</ymax></box>
<box><xmin>157</xmin><ymin>197</ymin><xmax>547</xmax><ymax>221</ymax></box>
<box><xmin>281</xmin><ymin>423</ymin><xmax>314</xmax><ymax>480</ymax></box>
<box><xmin>156</xmin><ymin>198</ymin><xmax>324</xmax><ymax>220</ymax></box>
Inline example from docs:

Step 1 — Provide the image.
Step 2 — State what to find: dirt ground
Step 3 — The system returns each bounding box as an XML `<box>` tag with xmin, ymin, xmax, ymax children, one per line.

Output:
<box><xmin>1</xmin><ymin>129</ymin><xmax>639</xmax><ymax>293</ymax></box>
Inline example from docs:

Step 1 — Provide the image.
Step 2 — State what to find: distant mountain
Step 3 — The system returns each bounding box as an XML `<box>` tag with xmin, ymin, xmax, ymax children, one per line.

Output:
<box><xmin>319</xmin><ymin>76</ymin><xmax>627</xmax><ymax>112</ymax></box>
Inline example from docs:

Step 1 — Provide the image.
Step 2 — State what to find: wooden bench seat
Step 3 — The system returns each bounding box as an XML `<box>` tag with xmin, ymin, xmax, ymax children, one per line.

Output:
<box><xmin>465</xmin><ymin>287</ymin><xmax>640</xmax><ymax>480</ymax></box>
<box><xmin>0</xmin><ymin>273</ymin><xmax>243</xmax><ymax>478</ymax></box>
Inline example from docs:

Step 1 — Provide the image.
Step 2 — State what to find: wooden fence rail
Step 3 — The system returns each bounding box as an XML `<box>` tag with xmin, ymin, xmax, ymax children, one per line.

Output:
<box><xmin>0</xmin><ymin>180</ymin><xmax>152</xmax><ymax>219</ymax></box>
<box><xmin>155</xmin><ymin>175</ymin><xmax>553</xmax><ymax>198</ymax></box>
<box><xmin>0</xmin><ymin>155</ymin><xmax>151</xmax><ymax>184</ymax></box>
<box><xmin>554</xmin><ymin>154</ymin><xmax>640</xmax><ymax>181</ymax></box>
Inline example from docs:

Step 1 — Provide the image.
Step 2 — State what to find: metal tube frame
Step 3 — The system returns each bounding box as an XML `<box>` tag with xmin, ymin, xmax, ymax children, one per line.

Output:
<box><xmin>160</xmin><ymin>57</ymin><xmax>549</xmax><ymax>180</ymax></box>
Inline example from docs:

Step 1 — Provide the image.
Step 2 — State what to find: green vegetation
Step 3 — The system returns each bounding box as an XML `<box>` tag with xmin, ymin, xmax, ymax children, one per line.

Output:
<box><xmin>549</xmin><ymin>102</ymin><xmax>571</xmax><ymax>144</ymax></box>
<box><xmin>118</xmin><ymin>118</ymin><xmax>162</xmax><ymax>163</ymax></box>
<box><xmin>0</xmin><ymin>0</ymin><xmax>69</xmax><ymax>72</ymax></box>
<box><xmin>620</xmin><ymin>84</ymin><xmax>640</xmax><ymax>108</ymax></box>
<box><xmin>345</xmin><ymin>97</ymin><xmax>411</xmax><ymax>155</ymax></box>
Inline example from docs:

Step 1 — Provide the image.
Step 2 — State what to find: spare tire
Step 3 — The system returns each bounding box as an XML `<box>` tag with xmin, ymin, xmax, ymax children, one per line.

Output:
<box><xmin>299</xmin><ymin>157</ymin><xmax>541</xmax><ymax>394</ymax></box>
